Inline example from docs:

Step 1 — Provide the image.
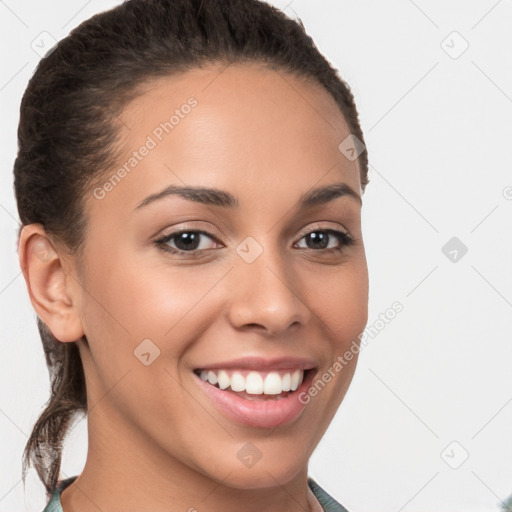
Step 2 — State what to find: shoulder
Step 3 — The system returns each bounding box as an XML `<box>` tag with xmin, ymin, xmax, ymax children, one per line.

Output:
<box><xmin>308</xmin><ymin>477</ymin><xmax>350</xmax><ymax>512</ymax></box>
<box><xmin>42</xmin><ymin>476</ymin><xmax>78</xmax><ymax>512</ymax></box>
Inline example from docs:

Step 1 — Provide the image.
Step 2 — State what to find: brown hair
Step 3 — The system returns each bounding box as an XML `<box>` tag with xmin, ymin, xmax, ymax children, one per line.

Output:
<box><xmin>14</xmin><ymin>0</ymin><xmax>369</xmax><ymax>495</ymax></box>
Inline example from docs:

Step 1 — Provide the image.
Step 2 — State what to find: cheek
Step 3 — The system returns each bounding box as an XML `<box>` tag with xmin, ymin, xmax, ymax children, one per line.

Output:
<box><xmin>79</xmin><ymin>250</ymin><xmax>228</xmax><ymax>360</ymax></box>
<box><xmin>309</xmin><ymin>258</ymin><xmax>369</xmax><ymax>346</ymax></box>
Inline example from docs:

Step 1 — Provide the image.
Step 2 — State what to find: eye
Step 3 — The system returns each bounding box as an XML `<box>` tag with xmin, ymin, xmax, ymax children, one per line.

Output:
<box><xmin>154</xmin><ymin>227</ymin><xmax>353</xmax><ymax>256</ymax></box>
<box><xmin>295</xmin><ymin>229</ymin><xmax>353</xmax><ymax>251</ymax></box>
<box><xmin>155</xmin><ymin>230</ymin><xmax>220</xmax><ymax>254</ymax></box>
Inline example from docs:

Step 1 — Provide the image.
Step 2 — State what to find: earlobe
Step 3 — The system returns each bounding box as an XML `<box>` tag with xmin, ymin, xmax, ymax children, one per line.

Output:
<box><xmin>18</xmin><ymin>224</ymin><xmax>84</xmax><ymax>343</ymax></box>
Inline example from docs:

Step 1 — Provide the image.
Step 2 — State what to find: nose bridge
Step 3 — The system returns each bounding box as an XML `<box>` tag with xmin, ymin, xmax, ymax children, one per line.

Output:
<box><xmin>227</xmin><ymin>236</ymin><xmax>311</xmax><ymax>334</ymax></box>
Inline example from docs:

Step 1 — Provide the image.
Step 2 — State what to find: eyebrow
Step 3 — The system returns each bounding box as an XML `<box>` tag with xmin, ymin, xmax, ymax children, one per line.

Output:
<box><xmin>133</xmin><ymin>182</ymin><xmax>361</xmax><ymax>212</ymax></box>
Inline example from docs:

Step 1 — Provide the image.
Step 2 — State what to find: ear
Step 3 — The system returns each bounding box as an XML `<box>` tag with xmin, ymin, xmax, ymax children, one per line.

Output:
<box><xmin>18</xmin><ymin>224</ymin><xmax>84</xmax><ymax>343</ymax></box>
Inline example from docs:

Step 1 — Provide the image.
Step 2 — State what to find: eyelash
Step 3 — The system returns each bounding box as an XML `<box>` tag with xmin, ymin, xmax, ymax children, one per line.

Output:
<box><xmin>154</xmin><ymin>228</ymin><xmax>354</xmax><ymax>256</ymax></box>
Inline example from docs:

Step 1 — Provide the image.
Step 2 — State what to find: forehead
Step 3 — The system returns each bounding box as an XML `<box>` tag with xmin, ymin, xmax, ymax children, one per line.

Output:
<box><xmin>88</xmin><ymin>63</ymin><xmax>361</xmax><ymax>216</ymax></box>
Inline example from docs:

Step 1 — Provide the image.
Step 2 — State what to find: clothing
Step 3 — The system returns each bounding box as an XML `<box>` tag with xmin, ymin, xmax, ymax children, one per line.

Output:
<box><xmin>42</xmin><ymin>475</ymin><xmax>349</xmax><ymax>512</ymax></box>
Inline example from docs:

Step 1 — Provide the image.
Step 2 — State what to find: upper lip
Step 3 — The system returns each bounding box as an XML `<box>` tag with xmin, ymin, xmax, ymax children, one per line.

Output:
<box><xmin>195</xmin><ymin>356</ymin><xmax>317</xmax><ymax>371</ymax></box>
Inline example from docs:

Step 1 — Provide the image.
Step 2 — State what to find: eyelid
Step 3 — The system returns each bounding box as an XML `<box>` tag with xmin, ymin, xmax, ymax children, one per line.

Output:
<box><xmin>153</xmin><ymin>221</ymin><xmax>354</xmax><ymax>256</ymax></box>
<box><xmin>152</xmin><ymin>221</ymin><xmax>222</xmax><ymax>241</ymax></box>
<box><xmin>154</xmin><ymin>222</ymin><xmax>351</xmax><ymax>242</ymax></box>
<box><xmin>155</xmin><ymin>229</ymin><xmax>222</xmax><ymax>249</ymax></box>
<box><xmin>294</xmin><ymin>221</ymin><xmax>352</xmax><ymax>241</ymax></box>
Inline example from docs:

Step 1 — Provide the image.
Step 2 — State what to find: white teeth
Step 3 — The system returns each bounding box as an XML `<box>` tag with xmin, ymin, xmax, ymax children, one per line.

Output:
<box><xmin>281</xmin><ymin>373</ymin><xmax>291</xmax><ymax>392</ymax></box>
<box><xmin>263</xmin><ymin>372</ymin><xmax>282</xmax><ymax>395</ymax></box>
<box><xmin>230</xmin><ymin>372</ymin><xmax>245</xmax><ymax>392</ymax></box>
<box><xmin>290</xmin><ymin>369</ymin><xmax>301</xmax><ymax>391</ymax></box>
<box><xmin>198</xmin><ymin>369</ymin><xmax>306</xmax><ymax>395</ymax></box>
<box><xmin>246</xmin><ymin>371</ymin><xmax>264</xmax><ymax>394</ymax></box>
<box><xmin>217</xmin><ymin>370</ymin><xmax>230</xmax><ymax>390</ymax></box>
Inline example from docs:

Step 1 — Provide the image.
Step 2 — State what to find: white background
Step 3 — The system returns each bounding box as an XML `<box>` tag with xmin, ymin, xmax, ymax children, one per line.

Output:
<box><xmin>1</xmin><ymin>1</ymin><xmax>511</xmax><ymax>511</ymax></box>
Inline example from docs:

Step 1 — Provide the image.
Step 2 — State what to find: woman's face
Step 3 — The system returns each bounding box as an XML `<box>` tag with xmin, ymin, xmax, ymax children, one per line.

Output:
<box><xmin>74</xmin><ymin>63</ymin><xmax>368</xmax><ymax>488</ymax></box>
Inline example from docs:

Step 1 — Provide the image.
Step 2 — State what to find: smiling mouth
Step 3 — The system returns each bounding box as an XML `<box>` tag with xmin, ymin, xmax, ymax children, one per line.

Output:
<box><xmin>194</xmin><ymin>368</ymin><xmax>311</xmax><ymax>400</ymax></box>
<box><xmin>193</xmin><ymin>364</ymin><xmax>316</xmax><ymax>428</ymax></box>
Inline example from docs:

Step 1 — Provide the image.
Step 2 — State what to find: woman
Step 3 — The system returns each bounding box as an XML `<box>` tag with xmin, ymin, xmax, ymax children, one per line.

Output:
<box><xmin>15</xmin><ymin>0</ymin><xmax>369</xmax><ymax>510</ymax></box>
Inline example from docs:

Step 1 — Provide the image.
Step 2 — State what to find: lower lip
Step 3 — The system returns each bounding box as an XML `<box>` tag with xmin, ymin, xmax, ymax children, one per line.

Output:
<box><xmin>194</xmin><ymin>371</ymin><xmax>315</xmax><ymax>429</ymax></box>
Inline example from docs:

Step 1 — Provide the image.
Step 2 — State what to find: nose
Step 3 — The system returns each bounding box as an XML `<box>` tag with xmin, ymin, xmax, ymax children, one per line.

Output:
<box><xmin>226</xmin><ymin>246</ymin><xmax>311</xmax><ymax>336</ymax></box>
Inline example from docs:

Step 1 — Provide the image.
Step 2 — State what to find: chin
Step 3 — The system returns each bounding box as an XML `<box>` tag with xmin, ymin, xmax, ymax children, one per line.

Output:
<box><xmin>211</xmin><ymin>456</ymin><xmax>307</xmax><ymax>490</ymax></box>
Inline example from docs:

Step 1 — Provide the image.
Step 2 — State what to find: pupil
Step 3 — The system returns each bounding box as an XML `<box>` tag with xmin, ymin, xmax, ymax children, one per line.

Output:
<box><xmin>176</xmin><ymin>232</ymin><xmax>200</xmax><ymax>250</ymax></box>
<box><xmin>308</xmin><ymin>232</ymin><xmax>328</xmax><ymax>249</ymax></box>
